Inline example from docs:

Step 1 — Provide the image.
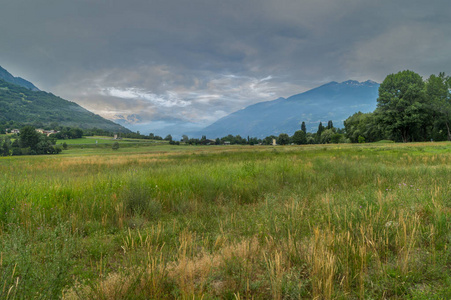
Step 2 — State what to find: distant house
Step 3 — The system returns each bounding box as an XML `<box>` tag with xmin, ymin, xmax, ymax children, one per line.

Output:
<box><xmin>11</xmin><ymin>129</ymin><xmax>20</xmax><ymax>134</ymax></box>
<box><xmin>199</xmin><ymin>139</ymin><xmax>217</xmax><ymax>145</ymax></box>
<box><xmin>223</xmin><ymin>141</ymin><xmax>231</xmax><ymax>145</ymax></box>
<box><xmin>44</xmin><ymin>130</ymin><xmax>58</xmax><ymax>136</ymax></box>
<box><xmin>35</xmin><ymin>128</ymin><xmax>59</xmax><ymax>136</ymax></box>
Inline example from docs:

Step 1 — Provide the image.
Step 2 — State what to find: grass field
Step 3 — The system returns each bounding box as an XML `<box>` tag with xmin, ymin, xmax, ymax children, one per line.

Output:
<box><xmin>55</xmin><ymin>136</ymin><xmax>166</xmax><ymax>145</ymax></box>
<box><xmin>0</xmin><ymin>142</ymin><xmax>450</xmax><ymax>299</ymax></box>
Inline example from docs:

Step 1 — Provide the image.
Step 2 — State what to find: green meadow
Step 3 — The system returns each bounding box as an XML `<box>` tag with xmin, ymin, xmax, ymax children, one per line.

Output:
<box><xmin>0</xmin><ymin>143</ymin><xmax>450</xmax><ymax>299</ymax></box>
<box><xmin>55</xmin><ymin>136</ymin><xmax>163</xmax><ymax>145</ymax></box>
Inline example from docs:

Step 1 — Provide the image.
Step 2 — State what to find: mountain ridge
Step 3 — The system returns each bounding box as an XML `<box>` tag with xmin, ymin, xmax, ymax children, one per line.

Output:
<box><xmin>0</xmin><ymin>66</ymin><xmax>130</xmax><ymax>133</ymax></box>
<box><xmin>0</xmin><ymin>66</ymin><xmax>40</xmax><ymax>91</ymax></box>
<box><xmin>196</xmin><ymin>80</ymin><xmax>379</xmax><ymax>138</ymax></box>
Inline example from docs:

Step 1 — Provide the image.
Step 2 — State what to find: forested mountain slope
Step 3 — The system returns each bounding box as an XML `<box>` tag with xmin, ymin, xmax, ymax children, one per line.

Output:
<box><xmin>0</xmin><ymin>79</ymin><xmax>129</xmax><ymax>132</ymax></box>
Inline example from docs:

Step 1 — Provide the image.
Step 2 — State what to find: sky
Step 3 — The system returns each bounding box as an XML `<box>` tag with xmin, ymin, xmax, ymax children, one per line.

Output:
<box><xmin>1</xmin><ymin>0</ymin><xmax>451</xmax><ymax>136</ymax></box>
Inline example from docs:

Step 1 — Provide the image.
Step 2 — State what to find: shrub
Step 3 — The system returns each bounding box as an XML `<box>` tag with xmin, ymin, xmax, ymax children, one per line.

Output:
<box><xmin>358</xmin><ymin>135</ymin><xmax>365</xmax><ymax>143</ymax></box>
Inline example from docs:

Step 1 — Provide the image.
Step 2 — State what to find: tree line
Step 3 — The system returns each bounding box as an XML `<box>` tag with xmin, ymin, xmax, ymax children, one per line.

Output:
<box><xmin>175</xmin><ymin>121</ymin><xmax>345</xmax><ymax>146</ymax></box>
<box><xmin>1</xmin><ymin>126</ymin><xmax>62</xmax><ymax>156</ymax></box>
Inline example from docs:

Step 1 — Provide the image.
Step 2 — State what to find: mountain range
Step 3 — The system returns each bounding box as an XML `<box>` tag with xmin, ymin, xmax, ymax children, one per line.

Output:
<box><xmin>0</xmin><ymin>66</ymin><xmax>129</xmax><ymax>132</ymax></box>
<box><xmin>196</xmin><ymin>80</ymin><xmax>380</xmax><ymax>138</ymax></box>
<box><xmin>0</xmin><ymin>64</ymin><xmax>381</xmax><ymax>138</ymax></box>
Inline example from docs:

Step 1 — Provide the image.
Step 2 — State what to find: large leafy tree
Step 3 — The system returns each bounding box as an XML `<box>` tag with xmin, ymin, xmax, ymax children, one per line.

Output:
<box><xmin>320</xmin><ymin>128</ymin><xmax>335</xmax><ymax>144</ymax></box>
<box><xmin>277</xmin><ymin>133</ymin><xmax>290</xmax><ymax>145</ymax></box>
<box><xmin>292</xmin><ymin>130</ymin><xmax>307</xmax><ymax>145</ymax></box>
<box><xmin>426</xmin><ymin>73</ymin><xmax>451</xmax><ymax>140</ymax></box>
<box><xmin>19</xmin><ymin>126</ymin><xmax>40</xmax><ymax>150</ymax></box>
<box><xmin>375</xmin><ymin>70</ymin><xmax>426</xmax><ymax>142</ymax></box>
<box><xmin>344</xmin><ymin>111</ymin><xmax>381</xmax><ymax>143</ymax></box>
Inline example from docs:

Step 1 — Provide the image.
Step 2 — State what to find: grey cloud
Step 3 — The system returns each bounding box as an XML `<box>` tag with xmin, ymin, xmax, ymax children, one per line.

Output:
<box><xmin>1</xmin><ymin>0</ymin><xmax>451</xmax><ymax>135</ymax></box>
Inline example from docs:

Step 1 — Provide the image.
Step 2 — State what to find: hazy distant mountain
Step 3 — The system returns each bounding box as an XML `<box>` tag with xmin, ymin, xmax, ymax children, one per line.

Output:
<box><xmin>197</xmin><ymin>80</ymin><xmax>380</xmax><ymax>138</ymax></box>
<box><xmin>0</xmin><ymin>66</ymin><xmax>130</xmax><ymax>132</ymax></box>
<box><xmin>0</xmin><ymin>66</ymin><xmax>40</xmax><ymax>91</ymax></box>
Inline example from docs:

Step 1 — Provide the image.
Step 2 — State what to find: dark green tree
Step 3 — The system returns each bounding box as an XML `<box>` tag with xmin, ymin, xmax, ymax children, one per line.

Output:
<box><xmin>317</xmin><ymin>122</ymin><xmax>325</xmax><ymax>138</ymax></box>
<box><xmin>330</xmin><ymin>133</ymin><xmax>343</xmax><ymax>144</ymax></box>
<box><xmin>1</xmin><ymin>137</ymin><xmax>11</xmax><ymax>156</ymax></box>
<box><xmin>11</xmin><ymin>138</ymin><xmax>21</xmax><ymax>155</ymax></box>
<box><xmin>327</xmin><ymin>120</ymin><xmax>333</xmax><ymax>129</ymax></box>
<box><xmin>69</xmin><ymin>128</ymin><xmax>83</xmax><ymax>139</ymax></box>
<box><xmin>344</xmin><ymin>112</ymin><xmax>382</xmax><ymax>143</ymax></box>
<box><xmin>375</xmin><ymin>70</ymin><xmax>426</xmax><ymax>142</ymax></box>
<box><xmin>235</xmin><ymin>135</ymin><xmax>247</xmax><ymax>145</ymax></box>
<box><xmin>112</xmin><ymin>142</ymin><xmax>120</xmax><ymax>150</ymax></box>
<box><xmin>19</xmin><ymin>126</ymin><xmax>40</xmax><ymax>151</ymax></box>
<box><xmin>301</xmin><ymin>122</ymin><xmax>307</xmax><ymax>134</ymax></box>
<box><xmin>426</xmin><ymin>73</ymin><xmax>451</xmax><ymax>140</ymax></box>
<box><xmin>292</xmin><ymin>130</ymin><xmax>307</xmax><ymax>145</ymax></box>
<box><xmin>277</xmin><ymin>133</ymin><xmax>290</xmax><ymax>145</ymax></box>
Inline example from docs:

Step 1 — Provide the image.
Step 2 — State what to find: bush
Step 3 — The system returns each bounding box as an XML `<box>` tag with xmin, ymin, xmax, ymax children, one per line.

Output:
<box><xmin>358</xmin><ymin>135</ymin><xmax>365</xmax><ymax>143</ymax></box>
<box><xmin>330</xmin><ymin>133</ymin><xmax>343</xmax><ymax>144</ymax></box>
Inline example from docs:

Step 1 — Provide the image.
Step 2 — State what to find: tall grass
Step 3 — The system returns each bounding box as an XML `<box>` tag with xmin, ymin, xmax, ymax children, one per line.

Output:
<box><xmin>0</xmin><ymin>143</ymin><xmax>450</xmax><ymax>298</ymax></box>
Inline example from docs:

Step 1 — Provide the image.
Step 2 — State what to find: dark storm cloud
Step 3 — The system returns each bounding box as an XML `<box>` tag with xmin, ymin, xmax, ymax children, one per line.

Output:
<box><xmin>1</xmin><ymin>0</ymin><xmax>451</xmax><ymax>134</ymax></box>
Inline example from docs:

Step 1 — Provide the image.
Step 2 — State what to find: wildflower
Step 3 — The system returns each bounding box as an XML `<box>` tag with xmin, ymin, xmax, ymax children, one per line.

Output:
<box><xmin>385</xmin><ymin>221</ymin><xmax>399</xmax><ymax>227</ymax></box>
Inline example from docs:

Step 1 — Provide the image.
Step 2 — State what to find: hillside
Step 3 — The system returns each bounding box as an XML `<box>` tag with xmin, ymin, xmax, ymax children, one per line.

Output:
<box><xmin>0</xmin><ymin>66</ymin><xmax>40</xmax><ymax>91</ymax></box>
<box><xmin>198</xmin><ymin>80</ymin><xmax>379</xmax><ymax>138</ymax></box>
<box><xmin>0</xmin><ymin>78</ymin><xmax>130</xmax><ymax>132</ymax></box>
